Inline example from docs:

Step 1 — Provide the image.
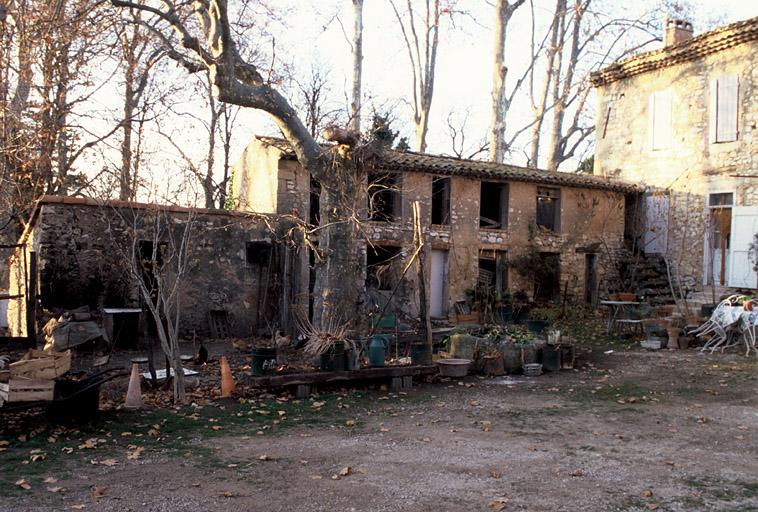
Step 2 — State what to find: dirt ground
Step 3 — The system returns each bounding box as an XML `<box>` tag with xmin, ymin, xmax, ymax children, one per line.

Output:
<box><xmin>2</xmin><ymin>345</ymin><xmax>757</xmax><ymax>512</ymax></box>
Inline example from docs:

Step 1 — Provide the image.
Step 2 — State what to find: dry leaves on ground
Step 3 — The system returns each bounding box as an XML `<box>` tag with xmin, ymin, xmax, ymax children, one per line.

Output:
<box><xmin>489</xmin><ymin>498</ymin><xmax>508</xmax><ymax>511</ymax></box>
<box><xmin>15</xmin><ymin>478</ymin><xmax>31</xmax><ymax>490</ymax></box>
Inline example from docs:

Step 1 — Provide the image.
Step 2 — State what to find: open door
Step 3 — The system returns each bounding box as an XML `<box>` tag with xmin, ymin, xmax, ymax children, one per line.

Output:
<box><xmin>430</xmin><ymin>250</ymin><xmax>448</xmax><ymax>317</ymax></box>
<box><xmin>727</xmin><ymin>206</ymin><xmax>758</xmax><ymax>289</ymax></box>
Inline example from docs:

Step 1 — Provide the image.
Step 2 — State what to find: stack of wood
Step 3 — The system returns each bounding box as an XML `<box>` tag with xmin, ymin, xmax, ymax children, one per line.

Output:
<box><xmin>0</xmin><ymin>350</ymin><xmax>71</xmax><ymax>404</ymax></box>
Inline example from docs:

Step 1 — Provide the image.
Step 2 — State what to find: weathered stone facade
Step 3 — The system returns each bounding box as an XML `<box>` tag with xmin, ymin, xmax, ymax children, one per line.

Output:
<box><xmin>233</xmin><ymin>137</ymin><xmax>632</xmax><ymax>322</ymax></box>
<box><xmin>592</xmin><ymin>16</ymin><xmax>758</xmax><ymax>289</ymax></box>
<box><xmin>6</xmin><ymin>198</ymin><xmax>279</xmax><ymax>339</ymax></box>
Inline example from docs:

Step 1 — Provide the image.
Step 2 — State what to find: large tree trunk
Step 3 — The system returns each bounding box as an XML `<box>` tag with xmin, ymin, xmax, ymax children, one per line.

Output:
<box><xmin>349</xmin><ymin>0</ymin><xmax>363</xmax><ymax>134</ymax></box>
<box><xmin>488</xmin><ymin>0</ymin><xmax>525</xmax><ymax>163</ymax></box>
<box><xmin>529</xmin><ymin>0</ymin><xmax>565</xmax><ymax>168</ymax></box>
<box><xmin>311</xmin><ymin>152</ymin><xmax>361</xmax><ymax>329</ymax></box>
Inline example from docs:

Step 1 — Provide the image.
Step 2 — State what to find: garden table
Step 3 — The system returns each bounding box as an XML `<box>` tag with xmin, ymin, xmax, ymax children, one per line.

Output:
<box><xmin>600</xmin><ymin>300</ymin><xmax>641</xmax><ymax>334</ymax></box>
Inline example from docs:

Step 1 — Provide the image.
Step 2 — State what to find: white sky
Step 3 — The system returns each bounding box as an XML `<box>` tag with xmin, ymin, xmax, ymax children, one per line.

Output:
<box><xmin>82</xmin><ymin>1</ymin><xmax>758</xmax><ymax>202</ymax></box>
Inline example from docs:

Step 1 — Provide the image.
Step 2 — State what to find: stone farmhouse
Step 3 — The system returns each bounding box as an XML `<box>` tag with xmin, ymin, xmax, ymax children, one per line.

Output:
<box><xmin>591</xmin><ymin>16</ymin><xmax>758</xmax><ymax>292</ymax></box>
<box><xmin>233</xmin><ymin>136</ymin><xmax>636</xmax><ymax>324</ymax></box>
<box><xmin>4</xmin><ymin>132</ymin><xmax>639</xmax><ymax>341</ymax></box>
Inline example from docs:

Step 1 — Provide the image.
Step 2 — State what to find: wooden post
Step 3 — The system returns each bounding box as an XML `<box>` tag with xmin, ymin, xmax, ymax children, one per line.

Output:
<box><xmin>412</xmin><ymin>202</ymin><xmax>433</xmax><ymax>352</ymax></box>
<box><xmin>25</xmin><ymin>252</ymin><xmax>37</xmax><ymax>346</ymax></box>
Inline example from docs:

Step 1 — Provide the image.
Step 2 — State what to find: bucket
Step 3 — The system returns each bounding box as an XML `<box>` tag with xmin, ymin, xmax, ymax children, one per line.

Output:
<box><xmin>522</xmin><ymin>363</ymin><xmax>542</xmax><ymax>377</ymax></box>
<box><xmin>542</xmin><ymin>345</ymin><xmax>562</xmax><ymax>372</ymax></box>
<box><xmin>319</xmin><ymin>342</ymin><xmax>345</xmax><ymax>372</ymax></box>
<box><xmin>251</xmin><ymin>347</ymin><xmax>277</xmax><ymax>376</ymax></box>
<box><xmin>500</xmin><ymin>343</ymin><xmax>521</xmax><ymax>374</ymax></box>
<box><xmin>411</xmin><ymin>342</ymin><xmax>432</xmax><ymax>366</ymax></box>
<box><xmin>520</xmin><ymin>343</ymin><xmax>538</xmax><ymax>365</ymax></box>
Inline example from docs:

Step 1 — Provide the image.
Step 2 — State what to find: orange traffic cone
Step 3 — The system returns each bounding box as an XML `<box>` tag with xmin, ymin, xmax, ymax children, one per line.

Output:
<box><xmin>220</xmin><ymin>356</ymin><xmax>235</xmax><ymax>398</ymax></box>
<box><xmin>124</xmin><ymin>363</ymin><xmax>142</xmax><ymax>410</ymax></box>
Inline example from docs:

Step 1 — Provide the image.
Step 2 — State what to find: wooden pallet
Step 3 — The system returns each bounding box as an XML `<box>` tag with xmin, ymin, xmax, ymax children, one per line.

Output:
<box><xmin>10</xmin><ymin>349</ymin><xmax>71</xmax><ymax>380</ymax></box>
<box><xmin>249</xmin><ymin>365</ymin><xmax>438</xmax><ymax>389</ymax></box>
<box><xmin>0</xmin><ymin>377</ymin><xmax>55</xmax><ymax>403</ymax></box>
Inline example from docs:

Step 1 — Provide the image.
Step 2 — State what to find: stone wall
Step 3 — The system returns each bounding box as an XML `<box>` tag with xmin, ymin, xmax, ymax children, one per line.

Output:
<box><xmin>7</xmin><ymin>200</ymin><xmax>278</xmax><ymax>339</ymax></box>
<box><xmin>594</xmin><ymin>38</ymin><xmax>758</xmax><ymax>287</ymax></box>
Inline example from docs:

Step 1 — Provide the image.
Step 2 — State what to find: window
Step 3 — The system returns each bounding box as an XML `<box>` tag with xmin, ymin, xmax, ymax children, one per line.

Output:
<box><xmin>246</xmin><ymin>240</ymin><xmax>272</xmax><ymax>266</ymax></box>
<box><xmin>536</xmin><ymin>187</ymin><xmax>561</xmax><ymax>232</ymax></box>
<box><xmin>480</xmin><ymin>182</ymin><xmax>508</xmax><ymax>229</ymax></box>
<box><xmin>710</xmin><ymin>75</ymin><xmax>739</xmax><ymax>143</ymax></box>
<box><xmin>367</xmin><ymin>172</ymin><xmax>401</xmax><ymax>222</ymax></box>
<box><xmin>431</xmin><ymin>176</ymin><xmax>451</xmax><ymax>225</ymax></box>
<box><xmin>648</xmin><ymin>90</ymin><xmax>672</xmax><ymax>150</ymax></box>
<box><xmin>366</xmin><ymin>245</ymin><xmax>402</xmax><ymax>291</ymax></box>
<box><xmin>708</xmin><ymin>192</ymin><xmax>734</xmax><ymax>207</ymax></box>
<box><xmin>310</xmin><ymin>178</ymin><xmax>321</xmax><ymax>226</ymax></box>
<box><xmin>478</xmin><ymin>250</ymin><xmax>508</xmax><ymax>295</ymax></box>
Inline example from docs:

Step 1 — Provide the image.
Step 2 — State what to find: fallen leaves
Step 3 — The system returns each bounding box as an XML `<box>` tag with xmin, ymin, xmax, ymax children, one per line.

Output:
<box><xmin>489</xmin><ymin>468</ymin><xmax>502</xmax><ymax>479</ymax></box>
<box><xmin>47</xmin><ymin>486</ymin><xmax>65</xmax><ymax>493</ymax></box>
<box><xmin>338</xmin><ymin>466</ymin><xmax>352</xmax><ymax>477</ymax></box>
<box><xmin>489</xmin><ymin>498</ymin><xmax>508</xmax><ymax>511</ymax></box>
<box><xmin>571</xmin><ymin>469</ymin><xmax>583</xmax><ymax>477</ymax></box>
<box><xmin>126</xmin><ymin>446</ymin><xmax>144</xmax><ymax>460</ymax></box>
<box><xmin>15</xmin><ymin>478</ymin><xmax>31</xmax><ymax>490</ymax></box>
<box><xmin>91</xmin><ymin>486</ymin><xmax>107</xmax><ymax>499</ymax></box>
<box><xmin>90</xmin><ymin>458</ymin><xmax>118</xmax><ymax>467</ymax></box>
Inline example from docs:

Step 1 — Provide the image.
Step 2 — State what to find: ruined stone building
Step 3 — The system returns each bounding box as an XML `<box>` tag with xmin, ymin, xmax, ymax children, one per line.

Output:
<box><xmin>5</xmin><ymin>197</ymin><xmax>280</xmax><ymax>339</ymax></box>
<box><xmin>592</xmin><ymin>16</ymin><xmax>758</xmax><ymax>291</ymax></box>
<box><xmin>233</xmin><ymin>136</ymin><xmax>635</xmax><ymax>322</ymax></box>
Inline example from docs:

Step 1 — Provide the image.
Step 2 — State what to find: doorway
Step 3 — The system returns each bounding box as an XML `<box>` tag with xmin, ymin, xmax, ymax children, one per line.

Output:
<box><xmin>430</xmin><ymin>249</ymin><xmax>448</xmax><ymax>317</ymax></box>
<box><xmin>707</xmin><ymin>192</ymin><xmax>733</xmax><ymax>286</ymax></box>
<box><xmin>584</xmin><ymin>254</ymin><xmax>597</xmax><ymax>304</ymax></box>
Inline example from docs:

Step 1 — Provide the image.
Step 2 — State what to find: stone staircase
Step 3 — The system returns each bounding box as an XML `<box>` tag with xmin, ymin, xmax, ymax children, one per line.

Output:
<box><xmin>612</xmin><ymin>252</ymin><xmax>674</xmax><ymax>306</ymax></box>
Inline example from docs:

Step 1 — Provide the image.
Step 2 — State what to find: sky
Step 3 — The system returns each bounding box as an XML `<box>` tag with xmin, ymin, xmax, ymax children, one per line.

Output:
<box><xmin>80</xmin><ymin>1</ymin><xmax>758</xmax><ymax>203</ymax></box>
<box><xmin>227</xmin><ymin>0</ymin><xmax>758</xmax><ymax>168</ymax></box>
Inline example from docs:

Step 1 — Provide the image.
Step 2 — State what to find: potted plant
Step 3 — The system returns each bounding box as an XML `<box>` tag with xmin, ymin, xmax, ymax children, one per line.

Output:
<box><xmin>295</xmin><ymin>313</ymin><xmax>353</xmax><ymax>372</ymax></box>
<box><xmin>527</xmin><ymin>307</ymin><xmax>558</xmax><ymax>335</ymax></box>
<box><xmin>512</xmin><ymin>290</ymin><xmax>530</xmax><ymax>324</ymax></box>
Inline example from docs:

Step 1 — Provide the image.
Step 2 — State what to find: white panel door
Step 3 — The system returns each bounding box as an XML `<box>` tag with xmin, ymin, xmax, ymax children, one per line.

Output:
<box><xmin>728</xmin><ymin>206</ymin><xmax>758</xmax><ymax>289</ymax></box>
<box><xmin>644</xmin><ymin>193</ymin><xmax>669</xmax><ymax>255</ymax></box>
<box><xmin>430</xmin><ymin>250</ymin><xmax>447</xmax><ymax>317</ymax></box>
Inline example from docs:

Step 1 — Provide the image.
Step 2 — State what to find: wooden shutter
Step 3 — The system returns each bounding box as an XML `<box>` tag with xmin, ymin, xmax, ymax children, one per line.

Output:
<box><xmin>728</xmin><ymin>206</ymin><xmax>758</xmax><ymax>288</ymax></box>
<box><xmin>648</xmin><ymin>93</ymin><xmax>656</xmax><ymax>149</ymax></box>
<box><xmin>717</xmin><ymin>75</ymin><xmax>739</xmax><ymax>142</ymax></box>
<box><xmin>709</xmin><ymin>78</ymin><xmax>718</xmax><ymax>143</ymax></box>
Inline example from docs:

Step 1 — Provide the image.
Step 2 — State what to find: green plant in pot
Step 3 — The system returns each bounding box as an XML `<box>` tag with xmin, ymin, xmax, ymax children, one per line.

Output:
<box><xmin>512</xmin><ymin>289</ymin><xmax>529</xmax><ymax>324</ymax></box>
<box><xmin>527</xmin><ymin>307</ymin><xmax>558</xmax><ymax>336</ymax></box>
<box><xmin>295</xmin><ymin>312</ymin><xmax>353</xmax><ymax>372</ymax></box>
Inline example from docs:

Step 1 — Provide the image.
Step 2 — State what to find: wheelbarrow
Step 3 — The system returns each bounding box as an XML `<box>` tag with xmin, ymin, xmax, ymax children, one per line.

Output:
<box><xmin>1</xmin><ymin>367</ymin><xmax>129</xmax><ymax>420</ymax></box>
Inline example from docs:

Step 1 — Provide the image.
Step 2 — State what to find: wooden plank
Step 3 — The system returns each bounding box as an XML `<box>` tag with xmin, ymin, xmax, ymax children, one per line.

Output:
<box><xmin>249</xmin><ymin>365</ymin><xmax>438</xmax><ymax>388</ymax></box>
<box><xmin>10</xmin><ymin>350</ymin><xmax>71</xmax><ymax>380</ymax></box>
<box><xmin>0</xmin><ymin>378</ymin><xmax>54</xmax><ymax>402</ymax></box>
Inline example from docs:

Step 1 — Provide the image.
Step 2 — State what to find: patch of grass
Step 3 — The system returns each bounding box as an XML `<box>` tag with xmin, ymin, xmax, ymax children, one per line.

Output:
<box><xmin>681</xmin><ymin>476</ymin><xmax>758</xmax><ymax>508</ymax></box>
<box><xmin>0</xmin><ymin>390</ymin><xmax>395</xmax><ymax>487</ymax></box>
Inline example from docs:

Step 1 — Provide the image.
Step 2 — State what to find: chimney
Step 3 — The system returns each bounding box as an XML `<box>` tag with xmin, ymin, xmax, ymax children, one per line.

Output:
<box><xmin>664</xmin><ymin>18</ymin><xmax>694</xmax><ymax>46</ymax></box>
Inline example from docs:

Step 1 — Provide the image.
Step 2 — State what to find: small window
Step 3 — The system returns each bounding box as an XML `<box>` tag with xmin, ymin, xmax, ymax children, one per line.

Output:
<box><xmin>246</xmin><ymin>241</ymin><xmax>272</xmax><ymax>266</ymax></box>
<box><xmin>648</xmin><ymin>90</ymin><xmax>672</xmax><ymax>150</ymax></box>
<box><xmin>710</xmin><ymin>75</ymin><xmax>739</xmax><ymax>143</ymax></box>
<box><xmin>366</xmin><ymin>245</ymin><xmax>402</xmax><ymax>291</ymax></box>
<box><xmin>478</xmin><ymin>250</ymin><xmax>508</xmax><ymax>294</ymax></box>
<box><xmin>708</xmin><ymin>192</ymin><xmax>733</xmax><ymax>207</ymax></box>
<box><xmin>368</xmin><ymin>172</ymin><xmax>401</xmax><ymax>222</ymax></box>
<box><xmin>480</xmin><ymin>182</ymin><xmax>508</xmax><ymax>229</ymax></box>
<box><xmin>536</xmin><ymin>187</ymin><xmax>561</xmax><ymax>232</ymax></box>
<box><xmin>310</xmin><ymin>178</ymin><xmax>321</xmax><ymax>226</ymax></box>
<box><xmin>431</xmin><ymin>176</ymin><xmax>451</xmax><ymax>225</ymax></box>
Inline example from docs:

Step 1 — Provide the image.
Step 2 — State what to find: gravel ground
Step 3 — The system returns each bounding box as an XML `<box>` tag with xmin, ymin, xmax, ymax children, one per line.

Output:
<box><xmin>2</xmin><ymin>347</ymin><xmax>757</xmax><ymax>512</ymax></box>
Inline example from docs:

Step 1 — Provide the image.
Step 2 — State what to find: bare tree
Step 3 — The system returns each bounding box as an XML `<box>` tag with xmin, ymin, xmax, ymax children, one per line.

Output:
<box><xmin>110</xmin><ymin>0</ymin><xmax>365</xmax><ymax>329</ymax></box>
<box><xmin>389</xmin><ymin>0</ymin><xmax>441</xmax><ymax>153</ymax></box>
<box><xmin>349</xmin><ymin>0</ymin><xmax>363</xmax><ymax>133</ymax></box>
<box><xmin>488</xmin><ymin>0</ymin><xmax>526</xmax><ymax>163</ymax></box>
